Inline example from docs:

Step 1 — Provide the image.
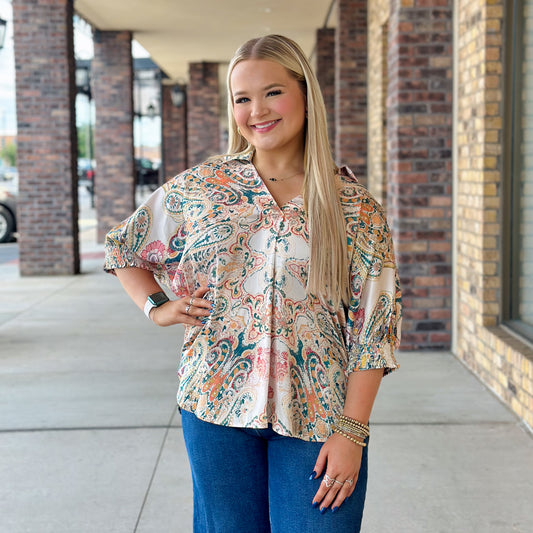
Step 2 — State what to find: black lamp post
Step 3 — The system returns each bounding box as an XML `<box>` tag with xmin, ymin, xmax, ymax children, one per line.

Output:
<box><xmin>0</xmin><ymin>17</ymin><xmax>7</xmax><ymax>50</ymax></box>
<box><xmin>75</xmin><ymin>63</ymin><xmax>95</xmax><ymax>206</ymax></box>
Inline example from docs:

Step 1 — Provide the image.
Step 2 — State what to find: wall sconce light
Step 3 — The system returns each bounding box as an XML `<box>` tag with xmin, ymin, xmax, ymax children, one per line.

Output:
<box><xmin>146</xmin><ymin>102</ymin><xmax>157</xmax><ymax>118</ymax></box>
<box><xmin>75</xmin><ymin>65</ymin><xmax>91</xmax><ymax>97</ymax></box>
<box><xmin>171</xmin><ymin>84</ymin><xmax>186</xmax><ymax>108</ymax></box>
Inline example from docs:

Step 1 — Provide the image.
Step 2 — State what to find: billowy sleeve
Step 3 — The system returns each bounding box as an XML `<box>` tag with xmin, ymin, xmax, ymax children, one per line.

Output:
<box><xmin>344</xmin><ymin>195</ymin><xmax>402</xmax><ymax>375</ymax></box>
<box><xmin>103</xmin><ymin>176</ymin><xmax>187</xmax><ymax>291</ymax></box>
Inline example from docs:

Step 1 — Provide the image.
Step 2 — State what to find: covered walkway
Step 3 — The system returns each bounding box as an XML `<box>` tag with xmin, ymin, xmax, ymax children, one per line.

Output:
<box><xmin>0</xmin><ymin>244</ymin><xmax>531</xmax><ymax>532</ymax></box>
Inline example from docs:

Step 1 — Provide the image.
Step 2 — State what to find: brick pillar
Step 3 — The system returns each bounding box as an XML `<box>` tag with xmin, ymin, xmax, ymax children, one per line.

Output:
<box><xmin>12</xmin><ymin>0</ymin><xmax>79</xmax><ymax>275</ymax></box>
<box><xmin>387</xmin><ymin>0</ymin><xmax>453</xmax><ymax>349</ymax></box>
<box><xmin>92</xmin><ymin>31</ymin><xmax>135</xmax><ymax>242</ymax></box>
<box><xmin>368</xmin><ymin>0</ymin><xmax>391</xmax><ymax>208</ymax></box>
<box><xmin>187</xmin><ymin>62</ymin><xmax>220</xmax><ymax>166</ymax></box>
<box><xmin>316</xmin><ymin>27</ymin><xmax>336</xmax><ymax>157</ymax></box>
<box><xmin>161</xmin><ymin>84</ymin><xmax>188</xmax><ymax>178</ymax></box>
<box><xmin>335</xmin><ymin>0</ymin><xmax>367</xmax><ymax>183</ymax></box>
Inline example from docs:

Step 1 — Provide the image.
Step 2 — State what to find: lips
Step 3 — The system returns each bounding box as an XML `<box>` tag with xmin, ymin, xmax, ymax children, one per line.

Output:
<box><xmin>250</xmin><ymin>119</ymin><xmax>280</xmax><ymax>132</ymax></box>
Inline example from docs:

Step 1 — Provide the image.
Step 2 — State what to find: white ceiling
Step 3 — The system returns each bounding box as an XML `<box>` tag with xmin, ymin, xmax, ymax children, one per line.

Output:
<box><xmin>74</xmin><ymin>0</ymin><xmax>336</xmax><ymax>82</ymax></box>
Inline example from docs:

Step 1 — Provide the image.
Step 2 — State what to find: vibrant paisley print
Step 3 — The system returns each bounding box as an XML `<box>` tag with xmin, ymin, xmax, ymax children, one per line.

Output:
<box><xmin>104</xmin><ymin>154</ymin><xmax>402</xmax><ymax>442</ymax></box>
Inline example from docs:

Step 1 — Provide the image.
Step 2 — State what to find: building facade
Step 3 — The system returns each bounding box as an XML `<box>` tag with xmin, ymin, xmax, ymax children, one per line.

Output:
<box><xmin>365</xmin><ymin>0</ymin><xmax>532</xmax><ymax>430</ymax></box>
<box><xmin>10</xmin><ymin>0</ymin><xmax>533</xmax><ymax>430</ymax></box>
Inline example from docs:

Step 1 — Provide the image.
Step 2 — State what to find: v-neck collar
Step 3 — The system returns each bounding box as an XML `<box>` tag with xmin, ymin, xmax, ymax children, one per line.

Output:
<box><xmin>225</xmin><ymin>153</ymin><xmax>304</xmax><ymax>210</ymax></box>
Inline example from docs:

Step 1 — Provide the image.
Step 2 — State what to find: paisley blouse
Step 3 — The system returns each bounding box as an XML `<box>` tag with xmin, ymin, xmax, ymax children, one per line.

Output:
<box><xmin>104</xmin><ymin>155</ymin><xmax>402</xmax><ymax>442</ymax></box>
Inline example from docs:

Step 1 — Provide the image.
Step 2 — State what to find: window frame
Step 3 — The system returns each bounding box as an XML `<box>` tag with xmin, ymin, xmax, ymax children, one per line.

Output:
<box><xmin>503</xmin><ymin>0</ymin><xmax>533</xmax><ymax>342</ymax></box>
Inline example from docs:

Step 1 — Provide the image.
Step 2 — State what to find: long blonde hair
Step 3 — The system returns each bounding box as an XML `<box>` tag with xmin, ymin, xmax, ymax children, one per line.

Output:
<box><xmin>226</xmin><ymin>35</ymin><xmax>349</xmax><ymax>308</ymax></box>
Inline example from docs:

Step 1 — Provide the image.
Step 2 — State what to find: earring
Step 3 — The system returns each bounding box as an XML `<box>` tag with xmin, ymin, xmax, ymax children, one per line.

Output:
<box><xmin>237</xmin><ymin>126</ymin><xmax>241</xmax><ymax>135</ymax></box>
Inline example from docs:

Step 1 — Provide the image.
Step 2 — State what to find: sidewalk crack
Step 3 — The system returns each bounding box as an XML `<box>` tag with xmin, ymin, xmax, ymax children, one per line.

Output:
<box><xmin>133</xmin><ymin>406</ymin><xmax>178</xmax><ymax>532</ymax></box>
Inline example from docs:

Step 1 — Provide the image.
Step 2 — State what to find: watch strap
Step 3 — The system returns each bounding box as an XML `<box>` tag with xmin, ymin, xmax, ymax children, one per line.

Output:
<box><xmin>144</xmin><ymin>299</ymin><xmax>156</xmax><ymax>319</ymax></box>
<box><xmin>144</xmin><ymin>291</ymin><xmax>169</xmax><ymax>320</ymax></box>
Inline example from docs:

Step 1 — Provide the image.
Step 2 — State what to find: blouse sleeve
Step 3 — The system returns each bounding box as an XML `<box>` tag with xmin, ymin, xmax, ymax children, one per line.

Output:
<box><xmin>344</xmin><ymin>194</ymin><xmax>402</xmax><ymax>375</ymax></box>
<box><xmin>103</xmin><ymin>176</ymin><xmax>186</xmax><ymax>291</ymax></box>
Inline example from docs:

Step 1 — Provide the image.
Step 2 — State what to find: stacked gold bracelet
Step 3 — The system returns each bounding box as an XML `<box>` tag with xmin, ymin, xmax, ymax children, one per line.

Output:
<box><xmin>332</xmin><ymin>415</ymin><xmax>370</xmax><ymax>447</ymax></box>
<box><xmin>338</xmin><ymin>415</ymin><xmax>369</xmax><ymax>438</ymax></box>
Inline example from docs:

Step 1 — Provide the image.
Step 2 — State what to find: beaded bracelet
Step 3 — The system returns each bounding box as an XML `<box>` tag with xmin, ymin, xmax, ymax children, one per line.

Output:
<box><xmin>336</xmin><ymin>421</ymin><xmax>368</xmax><ymax>440</ymax></box>
<box><xmin>339</xmin><ymin>414</ymin><xmax>370</xmax><ymax>434</ymax></box>
<box><xmin>332</xmin><ymin>426</ymin><xmax>367</xmax><ymax>447</ymax></box>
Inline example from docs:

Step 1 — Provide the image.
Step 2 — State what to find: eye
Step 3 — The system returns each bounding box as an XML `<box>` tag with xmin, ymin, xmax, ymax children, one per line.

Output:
<box><xmin>267</xmin><ymin>89</ymin><xmax>282</xmax><ymax>97</ymax></box>
<box><xmin>234</xmin><ymin>96</ymin><xmax>249</xmax><ymax>104</ymax></box>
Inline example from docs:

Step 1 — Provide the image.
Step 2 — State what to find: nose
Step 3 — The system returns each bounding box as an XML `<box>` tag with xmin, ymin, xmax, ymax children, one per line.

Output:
<box><xmin>250</xmin><ymin>99</ymin><xmax>268</xmax><ymax>119</ymax></box>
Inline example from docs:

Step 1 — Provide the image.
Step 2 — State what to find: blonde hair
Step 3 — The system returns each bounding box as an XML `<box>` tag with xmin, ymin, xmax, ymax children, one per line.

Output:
<box><xmin>226</xmin><ymin>35</ymin><xmax>349</xmax><ymax>308</ymax></box>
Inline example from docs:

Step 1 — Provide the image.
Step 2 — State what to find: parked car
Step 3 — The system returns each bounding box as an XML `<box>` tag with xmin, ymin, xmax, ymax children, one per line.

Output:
<box><xmin>135</xmin><ymin>158</ymin><xmax>160</xmax><ymax>190</ymax></box>
<box><xmin>0</xmin><ymin>181</ymin><xmax>17</xmax><ymax>243</ymax></box>
<box><xmin>0</xmin><ymin>166</ymin><xmax>18</xmax><ymax>181</ymax></box>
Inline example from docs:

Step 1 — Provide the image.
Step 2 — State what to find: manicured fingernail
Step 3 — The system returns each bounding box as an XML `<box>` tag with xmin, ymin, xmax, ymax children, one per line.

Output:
<box><xmin>308</xmin><ymin>471</ymin><xmax>317</xmax><ymax>480</ymax></box>
<box><xmin>201</xmin><ymin>319</ymin><xmax>208</xmax><ymax>324</ymax></box>
<box><xmin>312</xmin><ymin>501</ymin><xmax>319</xmax><ymax>509</ymax></box>
<box><xmin>320</xmin><ymin>507</ymin><xmax>327</xmax><ymax>515</ymax></box>
<box><xmin>331</xmin><ymin>507</ymin><xmax>338</xmax><ymax>513</ymax></box>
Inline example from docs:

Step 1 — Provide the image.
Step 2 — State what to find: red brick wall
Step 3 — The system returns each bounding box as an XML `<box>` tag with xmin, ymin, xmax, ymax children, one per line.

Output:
<box><xmin>335</xmin><ymin>0</ymin><xmax>367</xmax><ymax>183</ymax></box>
<box><xmin>92</xmin><ymin>31</ymin><xmax>135</xmax><ymax>242</ymax></box>
<box><xmin>187</xmin><ymin>62</ymin><xmax>220</xmax><ymax>166</ymax></box>
<box><xmin>12</xmin><ymin>0</ymin><xmax>80</xmax><ymax>275</ymax></box>
<box><xmin>161</xmin><ymin>84</ymin><xmax>188</xmax><ymax>178</ymax></box>
<box><xmin>316</xmin><ymin>27</ymin><xmax>336</xmax><ymax>158</ymax></box>
<box><xmin>387</xmin><ymin>0</ymin><xmax>453</xmax><ymax>349</ymax></box>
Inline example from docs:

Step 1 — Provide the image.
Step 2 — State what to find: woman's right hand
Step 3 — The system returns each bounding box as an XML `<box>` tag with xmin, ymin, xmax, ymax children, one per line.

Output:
<box><xmin>151</xmin><ymin>286</ymin><xmax>212</xmax><ymax>327</ymax></box>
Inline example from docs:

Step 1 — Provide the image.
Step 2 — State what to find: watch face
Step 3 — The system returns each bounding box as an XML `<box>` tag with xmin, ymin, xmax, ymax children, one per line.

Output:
<box><xmin>148</xmin><ymin>292</ymin><xmax>169</xmax><ymax>307</ymax></box>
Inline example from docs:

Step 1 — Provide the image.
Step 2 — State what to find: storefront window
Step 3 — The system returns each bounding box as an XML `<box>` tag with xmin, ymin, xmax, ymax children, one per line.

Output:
<box><xmin>507</xmin><ymin>0</ymin><xmax>533</xmax><ymax>339</ymax></box>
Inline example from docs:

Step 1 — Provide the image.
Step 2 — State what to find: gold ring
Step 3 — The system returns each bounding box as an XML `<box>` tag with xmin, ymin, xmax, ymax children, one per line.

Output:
<box><xmin>189</xmin><ymin>297</ymin><xmax>194</xmax><ymax>306</ymax></box>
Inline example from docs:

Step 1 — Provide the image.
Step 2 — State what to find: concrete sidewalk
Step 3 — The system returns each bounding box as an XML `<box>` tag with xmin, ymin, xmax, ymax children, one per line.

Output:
<box><xmin>0</xmin><ymin>242</ymin><xmax>532</xmax><ymax>533</ymax></box>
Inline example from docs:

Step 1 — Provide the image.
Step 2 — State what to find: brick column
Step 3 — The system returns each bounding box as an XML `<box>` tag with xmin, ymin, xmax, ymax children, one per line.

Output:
<box><xmin>335</xmin><ymin>0</ymin><xmax>367</xmax><ymax>183</ymax></box>
<box><xmin>387</xmin><ymin>0</ymin><xmax>453</xmax><ymax>349</ymax></box>
<box><xmin>368</xmin><ymin>0</ymin><xmax>391</xmax><ymax>208</ymax></box>
<box><xmin>316</xmin><ymin>27</ymin><xmax>336</xmax><ymax>157</ymax></box>
<box><xmin>161</xmin><ymin>84</ymin><xmax>188</xmax><ymax>178</ymax></box>
<box><xmin>92</xmin><ymin>31</ymin><xmax>135</xmax><ymax>242</ymax></box>
<box><xmin>12</xmin><ymin>0</ymin><xmax>79</xmax><ymax>275</ymax></box>
<box><xmin>187</xmin><ymin>62</ymin><xmax>220</xmax><ymax>166</ymax></box>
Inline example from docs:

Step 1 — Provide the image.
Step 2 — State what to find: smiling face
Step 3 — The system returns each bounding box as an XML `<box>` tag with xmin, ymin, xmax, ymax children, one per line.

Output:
<box><xmin>230</xmin><ymin>59</ymin><xmax>307</xmax><ymax>158</ymax></box>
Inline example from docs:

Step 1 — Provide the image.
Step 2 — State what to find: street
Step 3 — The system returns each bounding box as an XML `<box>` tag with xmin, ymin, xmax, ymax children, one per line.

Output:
<box><xmin>0</xmin><ymin>185</ymin><xmax>96</xmax><ymax>267</ymax></box>
<box><xmin>0</xmin><ymin>241</ymin><xmax>17</xmax><ymax>265</ymax></box>
<box><xmin>0</xmin><ymin>185</ymin><xmax>154</xmax><ymax>270</ymax></box>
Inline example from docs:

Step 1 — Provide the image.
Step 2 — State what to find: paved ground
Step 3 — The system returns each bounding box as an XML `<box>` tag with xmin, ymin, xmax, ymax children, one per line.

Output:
<box><xmin>0</xmin><ymin>207</ymin><xmax>532</xmax><ymax>532</ymax></box>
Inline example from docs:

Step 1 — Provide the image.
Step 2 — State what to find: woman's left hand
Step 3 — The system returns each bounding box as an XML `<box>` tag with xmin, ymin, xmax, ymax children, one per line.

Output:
<box><xmin>311</xmin><ymin>432</ymin><xmax>363</xmax><ymax>512</ymax></box>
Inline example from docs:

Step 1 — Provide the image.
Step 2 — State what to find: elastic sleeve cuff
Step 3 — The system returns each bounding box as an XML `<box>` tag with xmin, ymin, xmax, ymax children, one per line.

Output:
<box><xmin>346</xmin><ymin>341</ymin><xmax>400</xmax><ymax>376</ymax></box>
<box><xmin>103</xmin><ymin>240</ymin><xmax>171</xmax><ymax>289</ymax></box>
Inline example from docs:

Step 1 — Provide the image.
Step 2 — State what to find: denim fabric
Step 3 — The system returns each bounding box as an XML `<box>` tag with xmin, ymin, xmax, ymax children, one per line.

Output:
<box><xmin>181</xmin><ymin>410</ymin><xmax>368</xmax><ymax>533</ymax></box>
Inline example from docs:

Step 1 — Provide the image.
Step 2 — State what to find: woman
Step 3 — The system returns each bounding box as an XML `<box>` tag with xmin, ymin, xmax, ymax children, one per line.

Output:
<box><xmin>105</xmin><ymin>34</ymin><xmax>401</xmax><ymax>533</ymax></box>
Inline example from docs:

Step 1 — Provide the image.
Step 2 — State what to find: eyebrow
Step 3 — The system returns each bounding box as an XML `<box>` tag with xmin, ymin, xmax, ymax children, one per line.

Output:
<box><xmin>233</xmin><ymin>83</ymin><xmax>286</xmax><ymax>97</ymax></box>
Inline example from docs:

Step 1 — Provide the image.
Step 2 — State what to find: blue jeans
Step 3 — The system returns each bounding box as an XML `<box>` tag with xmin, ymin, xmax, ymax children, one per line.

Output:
<box><xmin>181</xmin><ymin>410</ymin><xmax>368</xmax><ymax>533</ymax></box>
